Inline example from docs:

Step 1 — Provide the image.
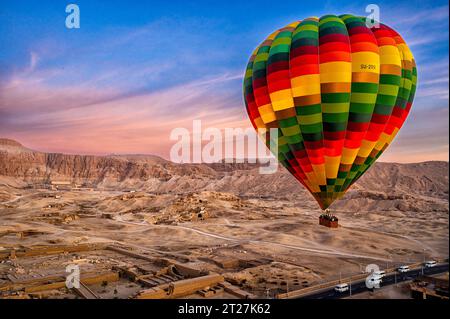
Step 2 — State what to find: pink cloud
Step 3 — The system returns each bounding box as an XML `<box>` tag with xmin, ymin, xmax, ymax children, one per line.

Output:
<box><xmin>0</xmin><ymin>70</ymin><xmax>248</xmax><ymax>158</ymax></box>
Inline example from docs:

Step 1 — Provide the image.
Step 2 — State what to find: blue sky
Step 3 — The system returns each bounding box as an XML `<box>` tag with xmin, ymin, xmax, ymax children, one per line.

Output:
<box><xmin>0</xmin><ymin>0</ymin><xmax>448</xmax><ymax>162</ymax></box>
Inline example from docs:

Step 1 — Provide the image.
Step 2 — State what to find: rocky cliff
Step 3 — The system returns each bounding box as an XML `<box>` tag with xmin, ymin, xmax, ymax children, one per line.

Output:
<box><xmin>0</xmin><ymin>138</ymin><xmax>448</xmax><ymax>212</ymax></box>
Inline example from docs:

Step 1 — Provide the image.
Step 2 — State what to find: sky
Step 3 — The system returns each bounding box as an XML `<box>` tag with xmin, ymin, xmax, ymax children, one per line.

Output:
<box><xmin>0</xmin><ymin>0</ymin><xmax>448</xmax><ymax>163</ymax></box>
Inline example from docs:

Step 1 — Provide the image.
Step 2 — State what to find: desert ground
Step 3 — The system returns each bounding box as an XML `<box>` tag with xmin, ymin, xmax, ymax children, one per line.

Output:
<box><xmin>0</xmin><ymin>139</ymin><xmax>448</xmax><ymax>298</ymax></box>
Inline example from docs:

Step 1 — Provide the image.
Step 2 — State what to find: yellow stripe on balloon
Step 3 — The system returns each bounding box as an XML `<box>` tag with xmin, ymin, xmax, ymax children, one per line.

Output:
<box><xmin>319</xmin><ymin>62</ymin><xmax>352</xmax><ymax>83</ymax></box>
<box><xmin>258</xmin><ymin>104</ymin><xmax>277</xmax><ymax>123</ymax></box>
<box><xmin>341</xmin><ymin>148</ymin><xmax>359</xmax><ymax>164</ymax></box>
<box><xmin>312</xmin><ymin>165</ymin><xmax>327</xmax><ymax>185</ymax></box>
<box><xmin>325</xmin><ymin>156</ymin><xmax>341</xmax><ymax>179</ymax></box>
<box><xmin>351</xmin><ymin>52</ymin><xmax>379</xmax><ymax>72</ymax></box>
<box><xmin>270</xmin><ymin>89</ymin><xmax>295</xmax><ymax>111</ymax></box>
<box><xmin>291</xmin><ymin>74</ymin><xmax>321</xmax><ymax>96</ymax></box>
<box><xmin>254</xmin><ymin>117</ymin><xmax>266</xmax><ymax>130</ymax></box>
<box><xmin>358</xmin><ymin>140</ymin><xmax>377</xmax><ymax>157</ymax></box>
<box><xmin>379</xmin><ymin>45</ymin><xmax>402</xmax><ymax>66</ymax></box>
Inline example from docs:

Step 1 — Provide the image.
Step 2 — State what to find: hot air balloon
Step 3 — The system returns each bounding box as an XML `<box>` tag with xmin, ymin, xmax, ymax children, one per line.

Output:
<box><xmin>243</xmin><ymin>14</ymin><xmax>417</xmax><ymax>211</ymax></box>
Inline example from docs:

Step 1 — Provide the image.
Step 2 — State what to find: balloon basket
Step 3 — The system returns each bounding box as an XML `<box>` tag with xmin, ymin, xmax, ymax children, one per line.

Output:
<box><xmin>319</xmin><ymin>213</ymin><xmax>339</xmax><ymax>228</ymax></box>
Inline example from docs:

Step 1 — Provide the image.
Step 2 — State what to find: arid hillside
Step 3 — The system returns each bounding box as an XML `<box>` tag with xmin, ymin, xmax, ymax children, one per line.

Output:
<box><xmin>0</xmin><ymin>138</ymin><xmax>447</xmax><ymax>213</ymax></box>
<box><xmin>0</xmin><ymin>139</ymin><xmax>448</xmax><ymax>299</ymax></box>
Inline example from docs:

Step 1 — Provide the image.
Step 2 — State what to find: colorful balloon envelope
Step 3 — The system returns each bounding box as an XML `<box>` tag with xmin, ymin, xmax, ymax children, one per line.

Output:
<box><xmin>243</xmin><ymin>14</ymin><xmax>417</xmax><ymax>210</ymax></box>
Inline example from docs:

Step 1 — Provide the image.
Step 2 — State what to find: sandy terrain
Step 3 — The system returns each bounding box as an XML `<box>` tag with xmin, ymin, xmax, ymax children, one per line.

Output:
<box><xmin>0</xmin><ymin>186</ymin><xmax>448</xmax><ymax>297</ymax></box>
<box><xmin>0</xmin><ymin>139</ymin><xmax>448</xmax><ymax>298</ymax></box>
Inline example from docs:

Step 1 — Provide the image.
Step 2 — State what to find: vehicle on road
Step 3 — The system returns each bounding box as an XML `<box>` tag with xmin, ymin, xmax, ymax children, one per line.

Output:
<box><xmin>374</xmin><ymin>270</ymin><xmax>386</xmax><ymax>278</ymax></box>
<box><xmin>397</xmin><ymin>265</ymin><xmax>410</xmax><ymax>273</ymax></box>
<box><xmin>334</xmin><ymin>283</ymin><xmax>349</xmax><ymax>293</ymax></box>
<box><xmin>367</xmin><ymin>276</ymin><xmax>382</xmax><ymax>288</ymax></box>
<box><xmin>424</xmin><ymin>260</ymin><xmax>437</xmax><ymax>268</ymax></box>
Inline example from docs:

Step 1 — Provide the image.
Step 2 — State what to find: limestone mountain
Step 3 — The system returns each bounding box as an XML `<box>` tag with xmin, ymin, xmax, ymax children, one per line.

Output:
<box><xmin>0</xmin><ymin>138</ymin><xmax>447</xmax><ymax>212</ymax></box>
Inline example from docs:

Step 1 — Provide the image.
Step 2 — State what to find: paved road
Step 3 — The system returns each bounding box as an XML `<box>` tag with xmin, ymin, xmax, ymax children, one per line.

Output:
<box><xmin>301</xmin><ymin>263</ymin><xmax>449</xmax><ymax>299</ymax></box>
